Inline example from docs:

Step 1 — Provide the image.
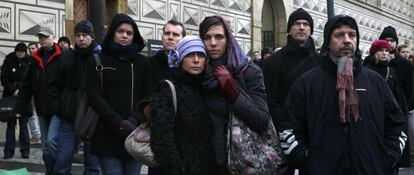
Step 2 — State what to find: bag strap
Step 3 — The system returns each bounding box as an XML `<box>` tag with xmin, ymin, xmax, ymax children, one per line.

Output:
<box><xmin>385</xmin><ymin>66</ymin><xmax>390</xmax><ymax>82</ymax></box>
<box><xmin>163</xmin><ymin>80</ymin><xmax>177</xmax><ymax>114</ymax></box>
<box><xmin>93</xmin><ymin>54</ymin><xmax>103</xmax><ymax>92</ymax></box>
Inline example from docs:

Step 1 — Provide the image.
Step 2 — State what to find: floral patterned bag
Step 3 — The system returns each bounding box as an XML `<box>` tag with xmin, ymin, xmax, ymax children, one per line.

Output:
<box><xmin>227</xmin><ymin>113</ymin><xmax>285</xmax><ymax>174</ymax></box>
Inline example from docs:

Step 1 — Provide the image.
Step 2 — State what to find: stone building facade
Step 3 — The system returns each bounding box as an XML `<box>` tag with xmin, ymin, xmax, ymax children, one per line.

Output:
<box><xmin>0</xmin><ymin>0</ymin><xmax>412</xmax><ymax>63</ymax></box>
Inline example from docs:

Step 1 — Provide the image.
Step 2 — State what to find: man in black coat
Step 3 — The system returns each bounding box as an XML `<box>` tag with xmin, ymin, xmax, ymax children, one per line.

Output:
<box><xmin>379</xmin><ymin>26</ymin><xmax>414</xmax><ymax>167</ymax></box>
<box><xmin>15</xmin><ymin>26</ymin><xmax>63</xmax><ymax>174</ymax></box>
<box><xmin>1</xmin><ymin>42</ymin><xmax>31</xmax><ymax>159</ymax></box>
<box><xmin>46</xmin><ymin>20</ymin><xmax>101</xmax><ymax>174</ymax></box>
<box><xmin>263</xmin><ymin>8</ymin><xmax>318</xmax><ymax>130</ymax></box>
<box><xmin>150</xmin><ymin>19</ymin><xmax>186</xmax><ymax>85</ymax></box>
<box><xmin>263</xmin><ymin>8</ymin><xmax>319</xmax><ymax>175</ymax></box>
<box><xmin>140</xmin><ymin>20</ymin><xmax>186</xmax><ymax>120</ymax></box>
<box><xmin>279</xmin><ymin>15</ymin><xmax>406</xmax><ymax>175</ymax></box>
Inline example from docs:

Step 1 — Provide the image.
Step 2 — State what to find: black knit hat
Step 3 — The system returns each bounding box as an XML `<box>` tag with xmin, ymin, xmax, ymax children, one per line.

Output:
<box><xmin>74</xmin><ymin>20</ymin><xmax>95</xmax><ymax>38</ymax></box>
<box><xmin>15</xmin><ymin>42</ymin><xmax>27</xmax><ymax>52</ymax></box>
<box><xmin>287</xmin><ymin>8</ymin><xmax>314</xmax><ymax>34</ymax></box>
<box><xmin>379</xmin><ymin>26</ymin><xmax>398</xmax><ymax>45</ymax></box>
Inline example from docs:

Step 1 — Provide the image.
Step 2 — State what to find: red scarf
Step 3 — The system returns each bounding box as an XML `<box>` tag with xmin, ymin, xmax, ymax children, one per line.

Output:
<box><xmin>337</xmin><ymin>57</ymin><xmax>360</xmax><ymax>123</ymax></box>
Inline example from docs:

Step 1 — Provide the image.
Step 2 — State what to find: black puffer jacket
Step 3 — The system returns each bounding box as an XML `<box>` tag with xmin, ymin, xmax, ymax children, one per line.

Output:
<box><xmin>1</xmin><ymin>52</ymin><xmax>31</xmax><ymax>98</ymax></box>
<box><xmin>86</xmin><ymin>14</ymin><xmax>152</xmax><ymax>157</ymax></box>
<box><xmin>150</xmin><ymin>72</ymin><xmax>214</xmax><ymax>175</ymax></box>
<box><xmin>263</xmin><ymin>35</ymin><xmax>318</xmax><ymax>130</ymax></box>
<box><xmin>46</xmin><ymin>41</ymin><xmax>101</xmax><ymax>123</ymax></box>
<box><xmin>15</xmin><ymin>44</ymin><xmax>62</xmax><ymax>117</ymax></box>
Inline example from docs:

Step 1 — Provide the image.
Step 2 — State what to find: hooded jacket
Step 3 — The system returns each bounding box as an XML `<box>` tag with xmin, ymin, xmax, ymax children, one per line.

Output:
<box><xmin>46</xmin><ymin>40</ymin><xmax>101</xmax><ymax>123</ymax></box>
<box><xmin>1</xmin><ymin>52</ymin><xmax>31</xmax><ymax>98</ymax></box>
<box><xmin>15</xmin><ymin>43</ymin><xmax>62</xmax><ymax>117</ymax></box>
<box><xmin>263</xmin><ymin>35</ymin><xmax>319</xmax><ymax>130</ymax></box>
<box><xmin>86</xmin><ymin>13</ymin><xmax>153</xmax><ymax>157</ymax></box>
<box><xmin>279</xmin><ymin>15</ymin><xmax>405</xmax><ymax>175</ymax></box>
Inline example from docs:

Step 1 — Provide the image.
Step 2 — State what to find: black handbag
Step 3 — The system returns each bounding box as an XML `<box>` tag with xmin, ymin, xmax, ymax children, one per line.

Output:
<box><xmin>0</xmin><ymin>96</ymin><xmax>16</xmax><ymax>122</ymax></box>
<box><xmin>74</xmin><ymin>54</ymin><xmax>102</xmax><ymax>140</ymax></box>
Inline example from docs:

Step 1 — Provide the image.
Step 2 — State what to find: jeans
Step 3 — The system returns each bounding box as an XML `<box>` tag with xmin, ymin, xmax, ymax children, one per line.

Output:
<box><xmin>53</xmin><ymin>118</ymin><xmax>101</xmax><ymax>175</ymax></box>
<box><xmin>83</xmin><ymin>142</ymin><xmax>101</xmax><ymax>175</ymax></box>
<box><xmin>98</xmin><ymin>156</ymin><xmax>142</xmax><ymax>175</ymax></box>
<box><xmin>53</xmin><ymin>118</ymin><xmax>79</xmax><ymax>175</ymax></box>
<box><xmin>4</xmin><ymin>116</ymin><xmax>30</xmax><ymax>154</ymax></box>
<box><xmin>38</xmin><ymin>115</ymin><xmax>60</xmax><ymax>175</ymax></box>
<box><xmin>28</xmin><ymin>100</ymin><xmax>41</xmax><ymax>138</ymax></box>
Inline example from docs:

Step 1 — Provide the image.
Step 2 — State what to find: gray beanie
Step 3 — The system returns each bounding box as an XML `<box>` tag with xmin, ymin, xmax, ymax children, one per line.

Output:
<box><xmin>74</xmin><ymin>20</ymin><xmax>95</xmax><ymax>38</ymax></box>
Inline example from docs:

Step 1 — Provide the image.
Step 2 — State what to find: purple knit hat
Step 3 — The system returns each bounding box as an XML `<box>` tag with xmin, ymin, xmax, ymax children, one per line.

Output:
<box><xmin>168</xmin><ymin>35</ymin><xmax>206</xmax><ymax>68</ymax></box>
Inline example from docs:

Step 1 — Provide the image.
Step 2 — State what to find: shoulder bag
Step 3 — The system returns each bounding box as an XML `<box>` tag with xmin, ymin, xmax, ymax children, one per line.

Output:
<box><xmin>74</xmin><ymin>54</ymin><xmax>102</xmax><ymax>141</ymax></box>
<box><xmin>124</xmin><ymin>79</ymin><xmax>177</xmax><ymax>167</ymax></box>
<box><xmin>227</xmin><ymin>113</ymin><xmax>286</xmax><ymax>174</ymax></box>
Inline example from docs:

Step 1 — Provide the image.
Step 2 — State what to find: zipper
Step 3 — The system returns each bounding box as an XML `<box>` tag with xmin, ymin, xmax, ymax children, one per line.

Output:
<box><xmin>130</xmin><ymin>62</ymin><xmax>134</xmax><ymax>113</ymax></box>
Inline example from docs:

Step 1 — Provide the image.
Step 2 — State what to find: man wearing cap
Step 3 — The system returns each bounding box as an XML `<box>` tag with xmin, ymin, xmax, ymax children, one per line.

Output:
<box><xmin>15</xmin><ymin>26</ymin><xmax>63</xmax><ymax>174</ymax></box>
<box><xmin>46</xmin><ymin>20</ymin><xmax>101</xmax><ymax>174</ymax></box>
<box><xmin>380</xmin><ymin>26</ymin><xmax>414</xmax><ymax>168</ymax></box>
<box><xmin>1</xmin><ymin>42</ymin><xmax>31</xmax><ymax>159</ymax></box>
<box><xmin>279</xmin><ymin>15</ymin><xmax>406</xmax><ymax>175</ymax></box>
<box><xmin>262</xmin><ymin>8</ymin><xmax>319</xmax><ymax>174</ymax></box>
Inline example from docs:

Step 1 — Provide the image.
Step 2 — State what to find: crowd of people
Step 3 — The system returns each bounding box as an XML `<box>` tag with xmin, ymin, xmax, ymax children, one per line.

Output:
<box><xmin>1</xmin><ymin>7</ymin><xmax>413</xmax><ymax>175</ymax></box>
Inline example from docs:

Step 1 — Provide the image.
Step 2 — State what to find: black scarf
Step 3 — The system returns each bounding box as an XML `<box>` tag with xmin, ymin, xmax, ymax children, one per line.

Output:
<box><xmin>107</xmin><ymin>40</ymin><xmax>139</xmax><ymax>61</ymax></box>
<box><xmin>74</xmin><ymin>41</ymin><xmax>99</xmax><ymax>59</ymax></box>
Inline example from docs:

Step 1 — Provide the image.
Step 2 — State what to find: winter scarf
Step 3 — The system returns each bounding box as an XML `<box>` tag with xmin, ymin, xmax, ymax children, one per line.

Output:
<box><xmin>337</xmin><ymin>56</ymin><xmax>360</xmax><ymax>123</ymax></box>
<box><xmin>107</xmin><ymin>40</ymin><xmax>139</xmax><ymax>61</ymax></box>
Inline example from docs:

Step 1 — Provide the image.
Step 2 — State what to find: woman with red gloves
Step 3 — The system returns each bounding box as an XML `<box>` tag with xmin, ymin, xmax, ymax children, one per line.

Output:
<box><xmin>199</xmin><ymin>15</ymin><xmax>271</xmax><ymax>174</ymax></box>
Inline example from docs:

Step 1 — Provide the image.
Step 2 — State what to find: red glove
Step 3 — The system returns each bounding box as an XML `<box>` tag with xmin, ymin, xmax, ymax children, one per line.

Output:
<box><xmin>212</xmin><ymin>65</ymin><xmax>240</xmax><ymax>104</ymax></box>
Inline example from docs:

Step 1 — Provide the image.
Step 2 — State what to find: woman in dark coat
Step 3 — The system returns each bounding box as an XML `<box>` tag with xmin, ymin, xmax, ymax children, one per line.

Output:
<box><xmin>86</xmin><ymin>13</ymin><xmax>152</xmax><ymax>175</ymax></box>
<box><xmin>198</xmin><ymin>16</ymin><xmax>271</xmax><ymax>174</ymax></box>
<box><xmin>149</xmin><ymin>35</ymin><xmax>214</xmax><ymax>175</ymax></box>
<box><xmin>364</xmin><ymin>40</ymin><xmax>409</xmax><ymax>170</ymax></box>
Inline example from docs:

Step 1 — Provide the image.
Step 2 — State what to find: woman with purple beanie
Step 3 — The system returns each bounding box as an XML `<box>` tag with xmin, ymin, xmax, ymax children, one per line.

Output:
<box><xmin>149</xmin><ymin>36</ymin><xmax>215</xmax><ymax>175</ymax></box>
